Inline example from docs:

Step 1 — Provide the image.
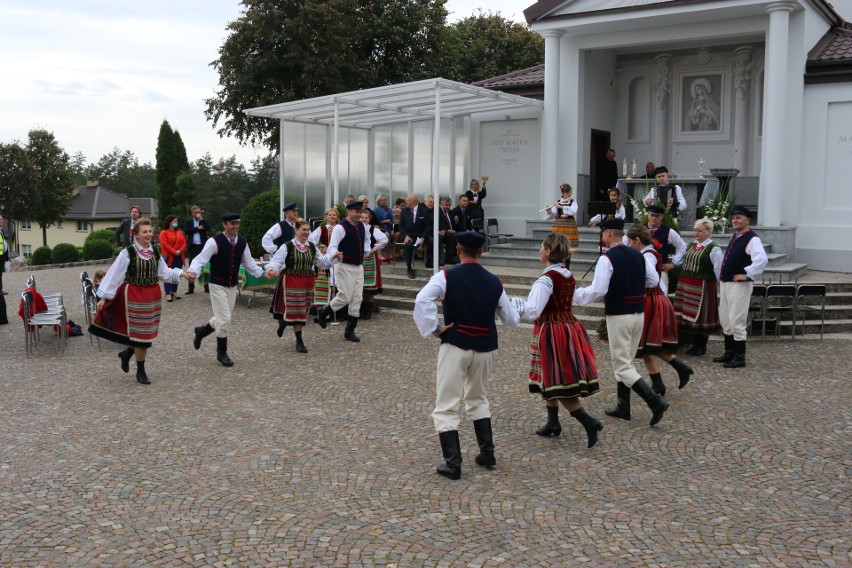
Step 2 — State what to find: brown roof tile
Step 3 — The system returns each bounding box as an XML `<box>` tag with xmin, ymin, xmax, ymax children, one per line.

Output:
<box><xmin>473</xmin><ymin>65</ymin><xmax>544</xmax><ymax>89</ymax></box>
<box><xmin>65</xmin><ymin>184</ymin><xmax>158</xmax><ymax>220</ymax></box>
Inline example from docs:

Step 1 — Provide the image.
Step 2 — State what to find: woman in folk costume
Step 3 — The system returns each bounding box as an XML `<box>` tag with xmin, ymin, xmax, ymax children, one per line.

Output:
<box><xmin>359</xmin><ymin>207</ymin><xmax>388</xmax><ymax>320</ymax></box>
<box><xmin>673</xmin><ymin>217</ymin><xmax>722</xmax><ymax>356</ymax></box>
<box><xmin>89</xmin><ymin>217</ymin><xmax>189</xmax><ymax>384</ymax></box>
<box><xmin>510</xmin><ymin>233</ymin><xmax>602</xmax><ymax>449</ymax></box>
<box><xmin>268</xmin><ymin>218</ymin><xmax>332</xmax><ymax>353</ymax></box>
<box><xmin>308</xmin><ymin>207</ymin><xmax>340</xmax><ymax>309</ymax></box>
<box><xmin>626</xmin><ymin>224</ymin><xmax>694</xmax><ymax>397</ymax></box>
<box><xmin>543</xmin><ymin>183</ymin><xmax>579</xmax><ymax>255</ymax></box>
<box><xmin>158</xmin><ymin>214</ymin><xmax>186</xmax><ymax>302</ymax></box>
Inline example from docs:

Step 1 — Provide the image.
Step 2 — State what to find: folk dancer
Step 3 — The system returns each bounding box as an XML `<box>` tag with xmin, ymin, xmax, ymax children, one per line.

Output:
<box><xmin>261</xmin><ymin>202</ymin><xmax>299</xmax><ymax>255</ymax></box>
<box><xmin>511</xmin><ymin>233</ymin><xmax>602</xmax><ymax>448</ymax></box>
<box><xmin>626</xmin><ymin>225</ymin><xmax>694</xmax><ymax>398</ymax></box>
<box><xmin>359</xmin><ymin>207</ymin><xmax>389</xmax><ymax>320</ymax></box>
<box><xmin>543</xmin><ymin>183</ymin><xmax>579</xmax><ymax>255</ymax></box>
<box><xmin>643</xmin><ymin>166</ymin><xmax>687</xmax><ymax>218</ymax></box>
<box><xmin>414</xmin><ymin>231</ymin><xmax>519</xmax><ymax>480</ymax></box>
<box><xmin>713</xmin><ymin>206</ymin><xmax>767</xmax><ymax>368</ymax></box>
<box><xmin>308</xmin><ymin>207</ymin><xmax>340</xmax><ymax>309</ymax></box>
<box><xmin>316</xmin><ymin>201</ymin><xmax>371</xmax><ymax>342</ymax></box>
<box><xmin>574</xmin><ymin>218</ymin><xmax>670</xmax><ymax>426</ymax></box>
<box><xmin>188</xmin><ymin>213</ymin><xmax>276</xmax><ymax>366</ymax></box>
<box><xmin>89</xmin><ymin>217</ymin><xmax>190</xmax><ymax>385</ymax></box>
<box><xmin>673</xmin><ymin>217</ymin><xmax>723</xmax><ymax>356</ymax></box>
<box><xmin>267</xmin><ymin>218</ymin><xmax>332</xmax><ymax>353</ymax></box>
<box><xmin>630</xmin><ymin>204</ymin><xmax>687</xmax><ymax>293</ymax></box>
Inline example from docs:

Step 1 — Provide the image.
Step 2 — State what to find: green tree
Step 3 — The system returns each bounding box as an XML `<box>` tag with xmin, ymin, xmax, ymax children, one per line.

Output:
<box><xmin>205</xmin><ymin>0</ymin><xmax>448</xmax><ymax>150</ymax></box>
<box><xmin>69</xmin><ymin>151</ymin><xmax>88</xmax><ymax>187</ymax></box>
<box><xmin>87</xmin><ymin>148</ymin><xmax>158</xmax><ymax>198</ymax></box>
<box><xmin>173</xmin><ymin>171</ymin><xmax>198</xmax><ymax>219</ymax></box>
<box><xmin>0</xmin><ymin>142</ymin><xmax>38</xmax><ymax>227</ymax></box>
<box><xmin>240</xmin><ymin>190</ymin><xmax>280</xmax><ymax>255</ymax></box>
<box><xmin>155</xmin><ymin>120</ymin><xmax>191</xmax><ymax>219</ymax></box>
<box><xmin>27</xmin><ymin>129</ymin><xmax>75</xmax><ymax>246</ymax></box>
<box><xmin>248</xmin><ymin>153</ymin><xmax>279</xmax><ymax>198</ymax></box>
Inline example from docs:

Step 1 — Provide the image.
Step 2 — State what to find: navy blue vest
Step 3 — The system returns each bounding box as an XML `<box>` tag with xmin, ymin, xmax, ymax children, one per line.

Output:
<box><xmin>273</xmin><ymin>220</ymin><xmax>295</xmax><ymax>248</ymax></box>
<box><xmin>441</xmin><ymin>263</ymin><xmax>504</xmax><ymax>352</ymax></box>
<box><xmin>720</xmin><ymin>230</ymin><xmax>757</xmax><ymax>282</ymax></box>
<box><xmin>649</xmin><ymin>224</ymin><xmax>672</xmax><ymax>264</ymax></box>
<box><xmin>339</xmin><ymin>220</ymin><xmax>366</xmax><ymax>265</ymax></box>
<box><xmin>603</xmin><ymin>245</ymin><xmax>646</xmax><ymax>315</ymax></box>
<box><xmin>209</xmin><ymin>233</ymin><xmax>247</xmax><ymax>287</ymax></box>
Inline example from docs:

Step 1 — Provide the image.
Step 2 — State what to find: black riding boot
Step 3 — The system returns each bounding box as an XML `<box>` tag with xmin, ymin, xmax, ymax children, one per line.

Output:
<box><xmin>724</xmin><ymin>340</ymin><xmax>747</xmax><ymax>368</ymax></box>
<box><xmin>276</xmin><ymin>319</ymin><xmax>286</xmax><ymax>338</ymax></box>
<box><xmin>668</xmin><ymin>357</ymin><xmax>694</xmax><ymax>389</ymax></box>
<box><xmin>118</xmin><ymin>347</ymin><xmax>134</xmax><ymax>373</ymax></box>
<box><xmin>632</xmin><ymin>378</ymin><xmax>669</xmax><ymax>426</ymax></box>
<box><xmin>536</xmin><ymin>405</ymin><xmax>562</xmax><ymax>437</ymax></box>
<box><xmin>713</xmin><ymin>334</ymin><xmax>735</xmax><ymax>363</ymax></box>
<box><xmin>685</xmin><ymin>335</ymin><xmax>708</xmax><ymax>356</ymax></box>
<box><xmin>295</xmin><ymin>330</ymin><xmax>308</xmax><ymax>353</ymax></box>
<box><xmin>360</xmin><ymin>303</ymin><xmax>373</xmax><ymax>320</ymax></box>
<box><xmin>135</xmin><ymin>360</ymin><xmax>150</xmax><ymax>385</ymax></box>
<box><xmin>605</xmin><ymin>382</ymin><xmax>632</xmax><ymax>420</ymax></box>
<box><xmin>193</xmin><ymin>323</ymin><xmax>214</xmax><ymax>350</ymax></box>
<box><xmin>216</xmin><ymin>337</ymin><xmax>234</xmax><ymax>367</ymax></box>
<box><xmin>473</xmin><ymin>418</ymin><xmax>496</xmax><ymax>469</ymax></box>
<box><xmin>650</xmin><ymin>372</ymin><xmax>666</xmax><ymax>397</ymax></box>
<box><xmin>570</xmin><ymin>407</ymin><xmax>603</xmax><ymax>448</ymax></box>
<box><xmin>344</xmin><ymin>316</ymin><xmax>360</xmax><ymax>342</ymax></box>
<box><xmin>316</xmin><ymin>305</ymin><xmax>333</xmax><ymax>329</ymax></box>
<box><xmin>436</xmin><ymin>430</ymin><xmax>462</xmax><ymax>480</ymax></box>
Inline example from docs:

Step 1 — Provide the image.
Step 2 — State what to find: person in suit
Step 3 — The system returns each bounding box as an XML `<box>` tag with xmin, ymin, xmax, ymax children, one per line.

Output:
<box><xmin>450</xmin><ymin>195</ymin><xmax>473</xmax><ymax>232</ymax></box>
<box><xmin>399</xmin><ymin>194</ymin><xmax>429</xmax><ymax>279</ymax></box>
<box><xmin>436</xmin><ymin>196</ymin><xmax>459</xmax><ymax>265</ymax></box>
<box><xmin>262</xmin><ymin>202</ymin><xmax>300</xmax><ymax>255</ymax></box>
<box><xmin>0</xmin><ymin>213</ymin><xmax>8</xmax><ymax>297</ymax></box>
<box><xmin>115</xmin><ymin>205</ymin><xmax>142</xmax><ymax>248</ymax></box>
<box><xmin>183</xmin><ymin>205</ymin><xmax>213</xmax><ymax>294</ymax></box>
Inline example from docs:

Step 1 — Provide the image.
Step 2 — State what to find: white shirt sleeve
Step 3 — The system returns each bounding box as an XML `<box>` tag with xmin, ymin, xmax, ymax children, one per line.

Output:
<box><xmin>308</xmin><ymin>226</ymin><xmax>322</xmax><ymax>245</ymax></box>
<box><xmin>562</xmin><ymin>200</ymin><xmax>578</xmax><ymax>217</ymax></box>
<box><xmin>188</xmin><ymin>238</ymin><xmax>218</xmax><ymax>276</ymax></box>
<box><xmin>745</xmin><ymin>236</ymin><xmax>768</xmax><ymax>279</ymax></box>
<box><xmin>642</xmin><ymin>249</ymin><xmax>661</xmax><ymax>289</ymax></box>
<box><xmin>588</xmin><ymin>213</ymin><xmax>603</xmax><ymax>226</ymax></box>
<box><xmin>157</xmin><ymin>256</ymin><xmax>183</xmax><ymax>284</ymax></box>
<box><xmin>95</xmin><ymin>249</ymin><xmax>130</xmax><ymax>300</ymax></box>
<box><xmin>496</xmin><ymin>290</ymin><xmax>520</xmax><ymax>328</ymax></box>
<box><xmin>261</xmin><ymin>223</ymin><xmax>282</xmax><ymax>254</ymax></box>
<box><xmin>241</xmin><ymin>243</ymin><xmax>265</xmax><ymax>278</ymax></box>
<box><xmin>267</xmin><ymin>241</ymin><xmax>289</xmax><ymax>272</ymax></box>
<box><xmin>542</xmin><ymin>207</ymin><xmax>557</xmax><ymax>221</ymax></box>
<box><xmin>372</xmin><ymin>227</ymin><xmax>388</xmax><ymax>251</ymax></box>
<box><xmin>674</xmin><ymin>185</ymin><xmax>687</xmax><ymax>212</ymax></box>
<box><xmin>414</xmin><ymin>270</ymin><xmax>447</xmax><ymax>337</ymax></box>
<box><xmin>615</xmin><ymin>204</ymin><xmax>626</xmax><ymax>220</ymax></box>
<box><xmin>669</xmin><ymin>230</ymin><xmax>688</xmax><ymax>266</ymax></box>
<box><xmin>326</xmin><ymin>225</ymin><xmax>345</xmax><ymax>258</ymax></box>
<box><xmin>574</xmin><ymin>256</ymin><xmax>613</xmax><ymax>305</ymax></box>
<box><xmin>643</xmin><ymin>187</ymin><xmax>656</xmax><ymax>205</ymax></box>
<box><xmin>520</xmin><ymin>274</ymin><xmax>554</xmax><ymax>321</ymax></box>
<box><xmin>363</xmin><ymin>223</ymin><xmax>372</xmax><ymax>255</ymax></box>
<box><xmin>709</xmin><ymin>244</ymin><xmax>723</xmax><ymax>281</ymax></box>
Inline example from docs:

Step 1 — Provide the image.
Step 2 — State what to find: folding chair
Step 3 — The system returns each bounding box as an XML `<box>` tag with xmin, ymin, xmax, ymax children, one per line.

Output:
<box><xmin>764</xmin><ymin>284</ymin><xmax>797</xmax><ymax>340</ymax></box>
<box><xmin>21</xmin><ymin>290</ymin><xmax>67</xmax><ymax>358</ymax></box>
<box><xmin>470</xmin><ymin>218</ymin><xmax>488</xmax><ymax>251</ymax></box>
<box><xmin>82</xmin><ymin>282</ymin><xmax>102</xmax><ymax>350</ymax></box>
<box><xmin>747</xmin><ymin>284</ymin><xmax>768</xmax><ymax>338</ymax></box>
<box><xmin>795</xmin><ymin>284</ymin><xmax>826</xmax><ymax>340</ymax></box>
<box><xmin>486</xmin><ymin>218</ymin><xmax>513</xmax><ymax>245</ymax></box>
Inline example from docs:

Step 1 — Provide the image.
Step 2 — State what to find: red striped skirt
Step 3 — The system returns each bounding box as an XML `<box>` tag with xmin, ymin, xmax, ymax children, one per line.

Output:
<box><xmin>529</xmin><ymin>316</ymin><xmax>599</xmax><ymax>400</ymax></box>
<box><xmin>271</xmin><ymin>273</ymin><xmax>316</xmax><ymax>324</ymax></box>
<box><xmin>89</xmin><ymin>282</ymin><xmax>162</xmax><ymax>347</ymax></box>
<box><xmin>552</xmin><ymin>218</ymin><xmax>579</xmax><ymax>254</ymax></box>
<box><xmin>363</xmin><ymin>254</ymin><xmax>383</xmax><ymax>296</ymax></box>
<box><xmin>636</xmin><ymin>289</ymin><xmax>679</xmax><ymax>356</ymax></box>
<box><xmin>674</xmin><ymin>275</ymin><xmax>720</xmax><ymax>335</ymax></box>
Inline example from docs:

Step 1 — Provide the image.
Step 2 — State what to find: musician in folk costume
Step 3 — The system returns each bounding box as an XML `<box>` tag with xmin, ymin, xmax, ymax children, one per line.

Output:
<box><xmin>309</xmin><ymin>207</ymin><xmax>340</xmax><ymax>309</ymax></box>
<box><xmin>642</xmin><ymin>166</ymin><xmax>687</xmax><ymax>217</ymax></box>
<box><xmin>627</xmin><ymin>204</ymin><xmax>687</xmax><ymax>292</ymax></box>
<box><xmin>543</xmin><ymin>183</ymin><xmax>579</xmax><ymax>255</ymax></box>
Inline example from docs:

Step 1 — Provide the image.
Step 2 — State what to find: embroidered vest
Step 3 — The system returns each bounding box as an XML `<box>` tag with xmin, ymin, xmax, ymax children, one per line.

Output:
<box><xmin>649</xmin><ymin>224</ymin><xmax>672</xmax><ymax>264</ymax></box>
<box><xmin>209</xmin><ymin>233</ymin><xmax>247</xmax><ymax>287</ymax></box>
<box><xmin>681</xmin><ymin>242</ymin><xmax>718</xmax><ymax>280</ymax></box>
<box><xmin>339</xmin><ymin>220</ymin><xmax>366</xmax><ymax>265</ymax></box>
<box><xmin>124</xmin><ymin>246</ymin><xmax>160</xmax><ymax>286</ymax></box>
<box><xmin>603</xmin><ymin>245</ymin><xmax>645</xmax><ymax>316</ymax></box>
<box><xmin>720</xmin><ymin>230</ymin><xmax>757</xmax><ymax>282</ymax></box>
<box><xmin>536</xmin><ymin>270</ymin><xmax>576</xmax><ymax>324</ymax></box>
<box><xmin>441</xmin><ymin>263</ymin><xmax>504</xmax><ymax>352</ymax></box>
<box><xmin>284</xmin><ymin>240</ymin><xmax>317</xmax><ymax>276</ymax></box>
<box><xmin>643</xmin><ymin>248</ymin><xmax>665</xmax><ymax>295</ymax></box>
<box><xmin>273</xmin><ymin>220</ymin><xmax>295</xmax><ymax>248</ymax></box>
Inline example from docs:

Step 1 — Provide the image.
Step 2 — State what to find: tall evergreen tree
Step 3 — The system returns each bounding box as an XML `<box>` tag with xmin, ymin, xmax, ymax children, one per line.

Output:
<box><xmin>155</xmin><ymin>120</ymin><xmax>191</xmax><ymax>218</ymax></box>
<box><xmin>27</xmin><ymin>129</ymin><xmax>74</xmax><ymax>246</ymax></box>
<box><xmin>173</xmin><ymin>171</ymin><xmax>198</xmax><ymax>218</ymax></box>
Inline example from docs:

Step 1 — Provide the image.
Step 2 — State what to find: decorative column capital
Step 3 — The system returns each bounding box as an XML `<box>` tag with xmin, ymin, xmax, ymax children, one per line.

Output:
<box><xmin>765</xmin><ymin>1</ymin><xmax>797</xmax><ymax>14</ymax></box>
<box><xmin>540</xmin><ymin>30</ymin><xmax>565</xmax><ymax>39</ymax></box>
<box><xmin>733</xmin><ymin>46</ymin><xmax>755</xmax><ymax>100</ymax></box>
<box><xmin>654</xmin><ymin>53</ymin><xmax>672</xmax><ymax>109</ymax></box>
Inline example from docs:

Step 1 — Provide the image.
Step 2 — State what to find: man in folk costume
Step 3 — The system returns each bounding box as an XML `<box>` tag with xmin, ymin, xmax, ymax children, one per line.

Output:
<box><xmin>713</xmin><ymin>205</ymin><xmax>767</xmax><ymax>368</ymax></box>
<box><xmin>574</xmin><ymin>218</ymin><xmax>670</xmax><ymax>426</ymax></box>
<box><xmin>643</xmin><ymin>166</ymin><xmax>687</xmax><ymax>218</ymax></box>
<box><xmin>414</xmin><ymin>231</ymin><xmax>520</xmax><ymax>480</ymax></box>
<box><xmin>261</xmin><ymin>202</ymin><xmax>299</xmax><ymax>255</ymax></box>
<box><xmin>188</xmin><ymin>213</ymin><xmax>276</xmax><ymax>366</ymax></box>
<box><xmin>316</xmin><ymin>201</ymin><xmax>371</xmax><ymax>342</ymax></box>
<box><xmin>632</xmin><ymin>204</ymin><xmax>687</xmax><ymax>292</ymax></box>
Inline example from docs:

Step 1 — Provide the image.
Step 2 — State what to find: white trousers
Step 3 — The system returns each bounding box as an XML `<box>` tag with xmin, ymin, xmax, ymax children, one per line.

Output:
<box><xmin>432</xmin><ymin>344</ymin><xmax>495</xmax><ymax>433</ymax></box>
<box><xmin>208</xmin><ymin>283</ymin><xmax>238</xmax><ymax>338</ymax></box>
<box><xmin>329</xmin><ymin>262</ymin><xmax>363</xmax><ymax>318</ymax></box>
<box><xmin>719</xmin><ymin>281</ymin><xmax>753</xmax><ymax>341</ymax></box>
<box><xmin>605</xmin><ymin>313</ymin><xmax>644</xmax><ymax>387</ymax></box>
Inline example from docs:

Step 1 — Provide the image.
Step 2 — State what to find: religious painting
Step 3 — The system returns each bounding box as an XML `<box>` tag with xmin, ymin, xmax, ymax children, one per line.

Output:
<box><xmin>673</xmin><ymin>69</ymin><xmax>730</xmax><ymax>142</ymax></box>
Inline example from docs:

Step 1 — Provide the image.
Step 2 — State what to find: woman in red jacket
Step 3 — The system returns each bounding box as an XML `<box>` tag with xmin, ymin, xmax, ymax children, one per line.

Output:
<box><xmin>159</xmin><ymin>215</ymin><xmax>187</xmax><ymax>302</ymax></box>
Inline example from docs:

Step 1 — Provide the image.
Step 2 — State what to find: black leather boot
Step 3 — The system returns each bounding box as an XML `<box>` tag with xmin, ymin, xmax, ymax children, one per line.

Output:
<box><xmin>724</xmin><ymin>340</ymin><xmax>746</xmax><ymax>368</ymax></box>
<box><xmin>316</xmin><ymin>305</ymin><xmax>332</xmax><ymax>329</ymax></box>
<box><xmin>276</xmin><ymin>319</ymin><xmax>286</xmax><ymax>338</ymax></box>
<box><xmin>535</xmin><ymin>405</ymin><xmax>562</xmax><ymax>437</ymax></box>
<box><xmin>668</xmin><ymin>357</ymin><xmax>694</xmax><ymax>389</ymax></box>
<box><xmin>295</xmin><ymin>331</ymin><xmax>308</xmax><ymax>353</ymax></box>
<box><xmin>118</xmin><ymin>347</ymin><xmax>133</xmax><ymax>374</ymax></box>
<box><xmin>713</xmin><ymin>334</ymin><xmax>735</xmax><ymax>363</ymax></box>
<box><xmin>685</xmin><ymin>335</ymin><xmax>707</xmax><ymax>356</ymax></box>
<box><xmin>570</xmin><ymin>407</ymin><xmax>603</xmax><ymax>448</ymax></box>
<box><xmin>605</xmin><ymin>382</ymin><xmax>632</xmax><ymax>420</ymax></box>
<box><xmin>437</xmin><ymin>430</ymin><xmax>462</xmax><ymax>480</ymax></box>
<box><xmin>216</xmin><ymin>337</ymin><xmax>234</xmax><ymax>367</ymax></box>
<box><xmin>632</xmin><ymin>378</ymin><xmax>669</xmax><ymax>426</ymax></box>
<box><xmin>650</xmin><ymin>372</ymin><xmax>666</xmax><ymax>397</ymax></box>
<box><xmin>360</xmin><ymin>304</ymin><xmax>373</xmax><ymax>320</ymax></box>
<box><xmin>193</xmin><ymin>323</ymin><xmax>214</xmax><ymax>350</ymax></box>
<box><xmin>473</xmin><ymin>418</ymin><xmax>496</xmax><ymax>469</ymax></box>
<box><xmin>135</xmin><ymin>360</ymin><xmax>150</xmax><ymax>385</ymax></box>
<box><xmin>344</xmin><ymin>316</ymin><xmax>360</xmax><ymax>342</ymax></box>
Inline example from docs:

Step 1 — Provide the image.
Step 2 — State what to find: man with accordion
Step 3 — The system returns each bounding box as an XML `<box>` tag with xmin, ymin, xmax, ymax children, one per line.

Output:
<box><xmin>643</xmin><ymin>166</ymin><xmax>687</xmax><ymax>218</ymax></box>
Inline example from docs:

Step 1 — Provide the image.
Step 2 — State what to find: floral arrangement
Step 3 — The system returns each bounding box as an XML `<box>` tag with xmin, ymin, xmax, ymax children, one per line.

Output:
<box><xmin>701</xmin><ymin>194</ymin><xmax>733</xmax><ymax>233</ymax></box>
<box><xmin>627</xmin><ymin>193</ymin><xmax>681</xmax><ymax>233</ymax></box>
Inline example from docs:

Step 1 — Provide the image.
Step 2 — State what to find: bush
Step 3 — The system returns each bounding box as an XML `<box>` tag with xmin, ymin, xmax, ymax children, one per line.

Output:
<box><xmin>240</xmin><ymin>190</ymin><xmax>280</xmax><ymax>256</ymax></box>
<box><xmin>83</xmin><ymin>239</ymin><xmax>115</xmax><ymax>261</ymax></box>
<box><xmin>85</xmin><ymin>229</ymin><xmax>115</xmax><ymax>246</ymax></box>
<box><xmin>51</xmin><ymin>243</ymin><xmax>81</xmax><ymax>264</ymax></box>
<box><xmin>31</xmin><ymin>246</ymin><xmax>52</xmax><ymax>266</ymax></box>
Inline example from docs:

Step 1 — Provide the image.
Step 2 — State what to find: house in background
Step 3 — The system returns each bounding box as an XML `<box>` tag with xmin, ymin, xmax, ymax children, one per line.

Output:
<box><xmin>14</xmin><ymin>178</ymin><xmax>157</xmax><ymax>257</ymax></box>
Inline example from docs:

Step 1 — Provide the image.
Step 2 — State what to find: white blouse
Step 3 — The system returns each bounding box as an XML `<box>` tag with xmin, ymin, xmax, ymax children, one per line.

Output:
<box><xmin>96</xmin><ymin>245</ymin><xmax>183</xmax><ymax>300</ymax></box>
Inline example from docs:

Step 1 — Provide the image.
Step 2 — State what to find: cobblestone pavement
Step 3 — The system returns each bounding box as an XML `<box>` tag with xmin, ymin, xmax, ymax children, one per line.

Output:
<box><xmin>1</xmin><ymin>265</ymin><xmax>849</xmax><ymax>567</ymax></box>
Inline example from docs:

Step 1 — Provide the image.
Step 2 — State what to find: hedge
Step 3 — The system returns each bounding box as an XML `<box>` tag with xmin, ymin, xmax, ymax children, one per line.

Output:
<box><xmin>83</xmin><ymin>239</ymin><xmax>115</xmax><ymax>261</ymax></box>
<box><xmin>85</xmin><ymin>229</ymin><xmax>115</xmax><ymax>246</ymax></box>
<box><xmin>51</xmin><ymin>243</ymin><xmax>81</xmax><ymax>264</ymax></box>
<box><xmin>31</xmin><ymin>246</ymin><xmax>52</xmax><ymax>266</ymax></box>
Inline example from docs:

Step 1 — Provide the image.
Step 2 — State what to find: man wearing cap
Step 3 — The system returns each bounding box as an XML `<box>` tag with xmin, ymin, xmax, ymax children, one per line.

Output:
<box><xmin>184</xmin><ymin>205</ymin><xmax>213</xmax><ymax>294</ymax></box>
<box><xmin>262</xmin><ymin>202</ymin><xmax>299</xmax><ymax>255</ymax></box>
<box><xmin>575</xmin><ymin>218</ymin><xmax>670</xmax><ymax>426</ymax></box>
<box><xmin>188</xmin><ymin>213</ymin><xmax>277</xmax><ymax>366</ymax></box>
<box><xmin>643</xmin><ymin>166</ymin><xmax>687</xmax><ymax>217</ymax></box>
<box><xmin>414</xmin><ymin>231</ymin><xmax>519</xmax><ymax>480</ymax></box>
<box><xmin>713</xmin><ymin>205</ymin><xmax>767</xmax><ymax>368</ymax></box>
<box><xmin>629</xmin><ymin>203</ymin><xmax>687</xmax><ymax>293</ymax></box>
<box><xmin>316</xmin><ymin>201</ymin><xmax>371</xmax><ymax>342</ymax></box>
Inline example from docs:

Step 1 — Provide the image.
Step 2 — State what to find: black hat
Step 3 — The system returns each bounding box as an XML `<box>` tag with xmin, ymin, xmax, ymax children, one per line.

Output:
<box><xmin>599</xmin><ymin>218</ymin><xmax>625</xmax><ymax>232</ymax></box>
<box><xmin>730</xmin><ymin>205</ymin><xmax>754</xmax><ymax>219</ymax></box>
<box><xmin>646</xmin><ymin>204</ymin><xmax>665</xmax><ymax>215</ymax></box>
<box><xmin>221</xmin><ymin>213</ymin><xmax>240</xmax><ymax>222</ymax></box>
<box><xmin>282</xmin><ymin>202</ymin><xmax>298</xmax><ymax>212</ymax></box>
<box><xmin>345</xmin><ymin>201</ymin><xmax>363</xmax><ymax>211</ymax></box>
<box><xmin>653</xmin><ymin>166</ymin><xmax>668</xmax><ymax>176</ymax></box>
<box><xmin>455</xmin><ymin>230</ymin><xmax>487</xmax><ymax>250</ymax></box>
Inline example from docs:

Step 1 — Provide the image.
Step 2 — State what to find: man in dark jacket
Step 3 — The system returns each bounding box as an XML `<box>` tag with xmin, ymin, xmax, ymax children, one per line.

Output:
<box><xmin>399</xmin><ymin>194</ymin><xmax>429</xmax><ymax>279</ymax></box>
<box><xmin>115</xmin><ymin>205</ymin><xmax>142</xmax><ymax>248</ymax></box>
<box><xmin>183</xmin><ymin>205</ymin><xmax>213</xmax><ymax>294</ymax></box>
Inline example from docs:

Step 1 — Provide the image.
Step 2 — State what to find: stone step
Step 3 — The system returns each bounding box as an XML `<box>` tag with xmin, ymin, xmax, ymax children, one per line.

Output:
<box><xmin>760</xmin><ymin>263</ymin><xmax>809</xmax><ymax>283</ymax></box>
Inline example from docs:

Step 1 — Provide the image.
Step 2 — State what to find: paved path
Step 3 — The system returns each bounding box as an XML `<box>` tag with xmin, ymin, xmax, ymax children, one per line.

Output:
<box><xmin>1</xmin><ymin>265</ymin><xmax>849</xmax><ymax>566</ymax></box>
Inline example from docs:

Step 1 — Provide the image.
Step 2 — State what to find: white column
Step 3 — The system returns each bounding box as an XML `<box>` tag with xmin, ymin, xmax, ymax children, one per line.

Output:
<box><xmin>733</xmin><ymin>46</ymin><xmax>754</xmax><ymax>173</ymax></box>
<box><xmin>759</xmin><ymin>2</ymin><xmax>795</xmax><ymax>226</ymax></box>
<box><xmin>333</xmin><ymin>99</ymin><xmax>340</xmax><ymax>206</ymax></box>
<box><xmin>541</xmin><ymin>30</ymin><xmax>563</xmax><ymax>209</ymax></box>
<box><xmin>653</xmin><ymin>53</ymin><xmax>672</xmax><ymax>169</ymax></box>
<box><xmin>432</xmin><ymin>85</ymin><xmax>441</xmax><ymax>273</ymax></box>
<box><xmin>562</xmin><ymin>39</ymin><xmax>581</xmax><ymax>199</ymax></box>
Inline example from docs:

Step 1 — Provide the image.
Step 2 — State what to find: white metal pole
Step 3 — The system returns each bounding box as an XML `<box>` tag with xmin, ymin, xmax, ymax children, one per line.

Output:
<box><xmin>333</xmin><ymin>99</ymin><xmax>340</xmax><ymax>207</ymax></box>
<box><xmin>432</xmin><ymin>85</ymin><xmax>441</xmax><ymax>274</ymax></box>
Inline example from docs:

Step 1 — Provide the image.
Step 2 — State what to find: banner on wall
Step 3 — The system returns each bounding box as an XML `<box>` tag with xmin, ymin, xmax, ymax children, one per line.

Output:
<box><xmin>478</xmin><ymin>119</ymin><xmax>541</xmax><ymax>205</ymax></box>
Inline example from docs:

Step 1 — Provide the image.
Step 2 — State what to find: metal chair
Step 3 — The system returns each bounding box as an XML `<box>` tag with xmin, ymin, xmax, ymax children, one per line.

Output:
<box><xmin>309</xmin><ymin>217</ymin><xmax>323</xmax><ymax>231</ymax></box>
<box><xmin>795</xmin><ymin>284</ymin><xmax>826</xmax><ymax>340</ymax></box>
<box><xmin>21</xmin><ymin>290</ymin><xmax>67</xmax><ymax>358</ymax></box>
<box><xmin>486</xmin><ymin>218</ymin><xmax>513</xmax><ymax>245</ymax></box>
<box><xmin>764</xmin><ymin>284</ymin><xmax>797</xmax><ymax>339</ymax></box>
<box><xmin>470</xmin><ymin>218</ymin><xmax>488</xmax><ymax>251</ymax></box>
<box><xmin>747</xmin><ymin>284</ymin><xmax>768</xmax><ymax>338</ymax></box>
<box><xmin>82</xmin><ymin>282</ymin><xmax>102</xmax><ymax>350</ymax></box>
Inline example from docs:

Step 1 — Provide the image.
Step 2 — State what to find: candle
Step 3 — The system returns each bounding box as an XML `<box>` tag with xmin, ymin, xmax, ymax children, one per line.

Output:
<box><xmin>622</xmin><ymin>159</ymin><xmax>627</xmax><ymax>177</ymax></box>
<box><xmin>631</xmin><ymin>159</ymin><xmax>637</xmax><ymax>176</ymax></box>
